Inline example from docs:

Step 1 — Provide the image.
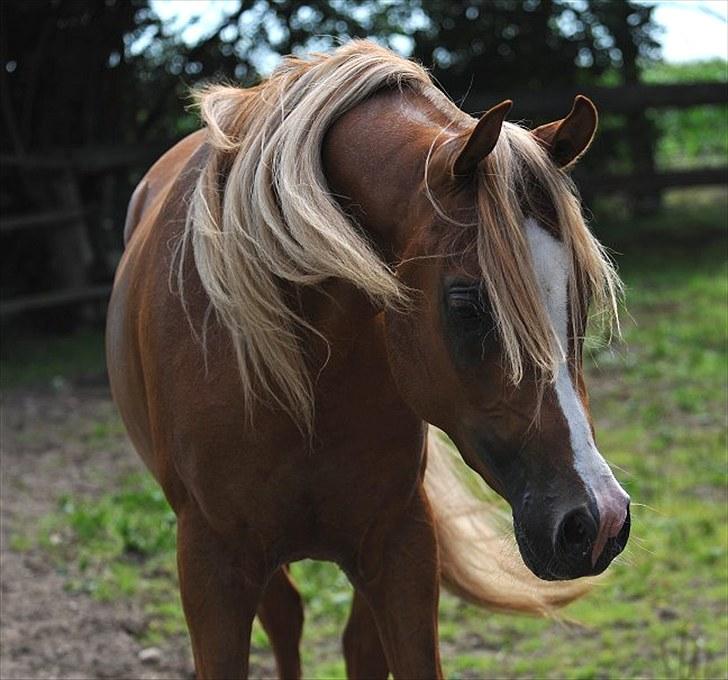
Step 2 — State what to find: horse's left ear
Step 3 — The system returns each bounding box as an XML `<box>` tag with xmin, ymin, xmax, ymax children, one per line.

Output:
<box><xmin>532</xmin><ymin>95</ymin><xmax>598</xmax><ymax>169</ymax></box>
<box><xmin>452</xmin><ymin>99</ymin><xmax>513</xmax><ymax>176</ymax></box>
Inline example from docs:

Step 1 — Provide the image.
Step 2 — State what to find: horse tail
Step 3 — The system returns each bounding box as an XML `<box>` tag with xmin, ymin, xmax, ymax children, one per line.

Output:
<box><xmin>424</xmin><ymin>428</ymin><xmax>591</xmax><ymax>615</ymax></box>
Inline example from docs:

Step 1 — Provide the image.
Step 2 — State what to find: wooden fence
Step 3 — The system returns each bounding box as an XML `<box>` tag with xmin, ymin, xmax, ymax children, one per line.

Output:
<box><xmin>1</xmin><ymin>81</ymin><xmax>726</xmax><ymax>318</ymax></box>
<box><xmin>465</xmin><ymin>80</ymin><xmax>728</xmax><ymax>197</ymax></box>
<box><xmin>1</xmin><ymin>145</ymin><xmax>169</xmax><ymax>319</ymax></box>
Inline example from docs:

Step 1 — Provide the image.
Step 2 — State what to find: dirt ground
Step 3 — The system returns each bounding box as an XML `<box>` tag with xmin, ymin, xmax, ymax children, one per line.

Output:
<box><xmin>0</xmin><ymin>384</ymin><xmax>276</xmax><ymax>680</ymax></box>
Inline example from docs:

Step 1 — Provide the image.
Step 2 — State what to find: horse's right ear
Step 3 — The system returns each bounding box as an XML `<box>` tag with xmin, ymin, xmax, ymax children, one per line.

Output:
<box><xmin>532</xmin><ymin>95</ymin><xmax>598</xmax><ymax>169</ymax></box>
<box><xmin>452</xmin><ymin>99</ymin><xmax>512</xmax><ymax>176</ymax></box>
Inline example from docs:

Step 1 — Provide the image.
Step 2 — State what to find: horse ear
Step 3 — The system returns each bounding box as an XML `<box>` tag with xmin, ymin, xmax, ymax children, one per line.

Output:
<box><xmin>532</xmin><ymin>95</ymin><xmax>598</xmax><ymax>169</ymax></box>
<box><xmin>452</xmin><ymin>99</ymin><xmax>512</xmax><ymax>176</ymax></box>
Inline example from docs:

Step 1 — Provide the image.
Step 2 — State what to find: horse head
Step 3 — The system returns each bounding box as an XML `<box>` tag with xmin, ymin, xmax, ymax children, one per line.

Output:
<box><xmin>328</xmin><ymin>91</ymin><xmax>630</xmax><ymax>581</ymax></box>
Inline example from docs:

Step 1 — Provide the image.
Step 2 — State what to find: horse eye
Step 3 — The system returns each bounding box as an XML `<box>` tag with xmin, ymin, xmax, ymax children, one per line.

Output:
<box><xmin>448</xmin><ymin>287</ymin><xmax>484</xmax><ymax>319</ymax></box>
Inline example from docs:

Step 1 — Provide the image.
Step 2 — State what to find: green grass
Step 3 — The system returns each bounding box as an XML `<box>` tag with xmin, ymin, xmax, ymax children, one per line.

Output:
<box><xmin>34</xmin><ymin>474</ymin><xmax>179</xmax><ymax>619</ymax></box>
<box><xmin>8</xmin><ymin>196</ymin><xmax>728</xmax><ymax>677</ymax></box>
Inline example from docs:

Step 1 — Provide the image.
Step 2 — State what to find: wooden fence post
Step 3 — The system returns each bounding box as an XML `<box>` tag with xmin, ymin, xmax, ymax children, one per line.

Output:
<box><xmin>48</xmin><ymin>170</ymin><xmax>93</xmax><ymax>322</ymax></box>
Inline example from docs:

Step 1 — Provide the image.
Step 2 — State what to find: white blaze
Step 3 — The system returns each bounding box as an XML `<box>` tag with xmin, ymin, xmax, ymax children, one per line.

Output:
<box><xmin>524</xmin><ymin>218</ymin><xmax>628</xmax><ymax>563</ymax></box>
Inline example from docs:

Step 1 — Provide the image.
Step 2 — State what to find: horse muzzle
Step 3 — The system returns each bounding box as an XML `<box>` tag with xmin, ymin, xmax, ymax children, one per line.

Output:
<box><xmin>514</xmin><ymin>497</ymin><xmax>631</xmax><ymax>581</ymax></box>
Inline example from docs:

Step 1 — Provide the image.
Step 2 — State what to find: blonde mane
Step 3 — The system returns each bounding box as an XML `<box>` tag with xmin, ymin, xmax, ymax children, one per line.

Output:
<box><xmin>468</xmin><ymin>122</ymin><xmax>621</xmax><ymax>386</ymax></box>
<box><xmin>182</xmin><ymin>40</ymin><xmax>620</xmax><ymax>431</ymax></box>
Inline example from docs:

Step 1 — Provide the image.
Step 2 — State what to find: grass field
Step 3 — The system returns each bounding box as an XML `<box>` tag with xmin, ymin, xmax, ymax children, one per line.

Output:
<box><xmin>3</xmin><ymin>188</ymin><xmax>727</xmax><ymax>677</ymax></box>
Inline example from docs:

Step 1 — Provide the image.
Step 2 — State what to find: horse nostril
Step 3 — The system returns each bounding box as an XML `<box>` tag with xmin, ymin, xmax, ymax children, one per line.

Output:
<box><xmin>614</xmin><ymin>506</ymin><xmax>631</xmax><ymax>553</ymax></box>
<box><xmin>558</xmin><ymin>508</ymin><xmax>597</xmax><ymax>559</ymax></box>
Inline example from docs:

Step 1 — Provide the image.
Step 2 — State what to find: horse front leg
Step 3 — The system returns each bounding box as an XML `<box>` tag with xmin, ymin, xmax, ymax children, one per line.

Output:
<box><xmin>343</xmin><ymin>589</ymin><xmax>388</xmax><ymax>680</ymax></box>
<box><xmin>257</xmin><ymin>565</ymin><xmax>304</xmax><ymax>679</ymax></box>
<box><xmin>177</xmin><ymin>506</ymin><xmax>265</xmax><ymax>680</ymax></box>
<box><xmin>352</xmin><ymin>487</ymin><xmax>442</xmax><ymax>680</ymax></box>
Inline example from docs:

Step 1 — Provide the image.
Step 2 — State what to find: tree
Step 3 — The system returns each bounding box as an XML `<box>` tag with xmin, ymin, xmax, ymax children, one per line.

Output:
<box><xmin>0</xmin><ymin>0</ymin><xmax>659</xmax><ymax>324</ymax></box>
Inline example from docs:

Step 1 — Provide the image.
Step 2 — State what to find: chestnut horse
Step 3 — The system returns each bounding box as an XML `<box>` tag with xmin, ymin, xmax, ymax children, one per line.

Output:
<box><xmin>107</xmin><ymin>41</ymin><xmax>630</xmax><ymax>679</ymax></box>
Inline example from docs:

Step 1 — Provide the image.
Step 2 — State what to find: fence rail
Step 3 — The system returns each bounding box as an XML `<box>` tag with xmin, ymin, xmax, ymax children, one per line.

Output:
<box><xmin>1</xmin><ymin>208</ymin><xmax>91</xmax><ymax>233</ymax></box>
<box><xmin>2</xmin><ymin>80</ymin><xmax>726</xmax><ymax>318</ymax></box>
<box><xmin>0</xmin><ymin>143</ymin><xmax>171</xmax><ymax>173</ymax></box>
<box><xmin>466</xmin><ymin>81</ymin><xmax>727</xmax><ymax>118</ymax></box>
<box><xmin>0</xmin><ymin>286</ymin><xmax>112</xmax><ymax>318</ymax></box>
<box><xmin>583</xmin><ymin>166</ymin><xmax>728</xmax><ymax>195</ymax></box>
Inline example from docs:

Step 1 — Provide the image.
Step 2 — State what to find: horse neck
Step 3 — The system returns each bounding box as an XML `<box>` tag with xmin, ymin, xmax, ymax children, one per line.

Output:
<box><xmin>322</xmin><ymin>87</ymin><xmax>463</xmax><ymax>263</ymax></box>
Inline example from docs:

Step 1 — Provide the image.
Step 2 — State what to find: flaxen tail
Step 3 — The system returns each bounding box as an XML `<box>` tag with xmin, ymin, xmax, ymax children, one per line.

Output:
<box><xmin>424</xmin><ymin>428</ymin><xmax>591</xmax><ymax>615</ymax></box>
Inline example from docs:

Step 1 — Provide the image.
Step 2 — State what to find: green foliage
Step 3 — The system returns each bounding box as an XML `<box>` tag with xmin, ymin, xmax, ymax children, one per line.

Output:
<box><xmin>653</xmin><ymin>104</ymin><xmax>728</xmax><ymax>169</ymax></box>
<box><xmin>5</xmin><ymin>0</ymin><xmax>720</xmax><ymax>321</ymax></box>
<box><xmin>643</xmin><ymin>60</ymin><xmax>728</xmax><ymax>84</ymax></box>
<box><xmin>1</xmin><ymin>1</ymin><xmax>663</xmax><ymax>150</ymax></box>
<box><xmin>641</xmin><ymin>60</ymin><xmax>728</xmax><ymax>170</ymax></box>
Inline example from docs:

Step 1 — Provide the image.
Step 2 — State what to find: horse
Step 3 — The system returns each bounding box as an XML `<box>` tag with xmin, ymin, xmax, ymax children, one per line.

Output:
<box><xmin>106</xmin><ymin>41</ymin><xmax>630</xmax><ymax>679</ymax></box>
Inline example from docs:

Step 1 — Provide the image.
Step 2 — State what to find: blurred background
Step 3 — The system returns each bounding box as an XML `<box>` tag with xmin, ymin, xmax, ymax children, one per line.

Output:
<box><xmin>1</xmin><ymin>1</ymin><xmax>726</xmax><ymax>678</ymax></box>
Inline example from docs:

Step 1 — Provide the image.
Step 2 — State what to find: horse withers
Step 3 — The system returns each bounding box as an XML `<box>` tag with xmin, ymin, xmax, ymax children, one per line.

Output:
<box><xmin>107</xmin><ymin>41</ymin><xmax>629</xmax><ymax>679</ymax></box>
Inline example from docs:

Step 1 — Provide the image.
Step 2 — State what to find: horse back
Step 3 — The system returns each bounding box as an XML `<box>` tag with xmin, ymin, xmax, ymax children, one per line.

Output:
<box><xmin>123</xmin><ymin>130</ymin><xmax>207</xmax><ymax>246</ymax></box>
